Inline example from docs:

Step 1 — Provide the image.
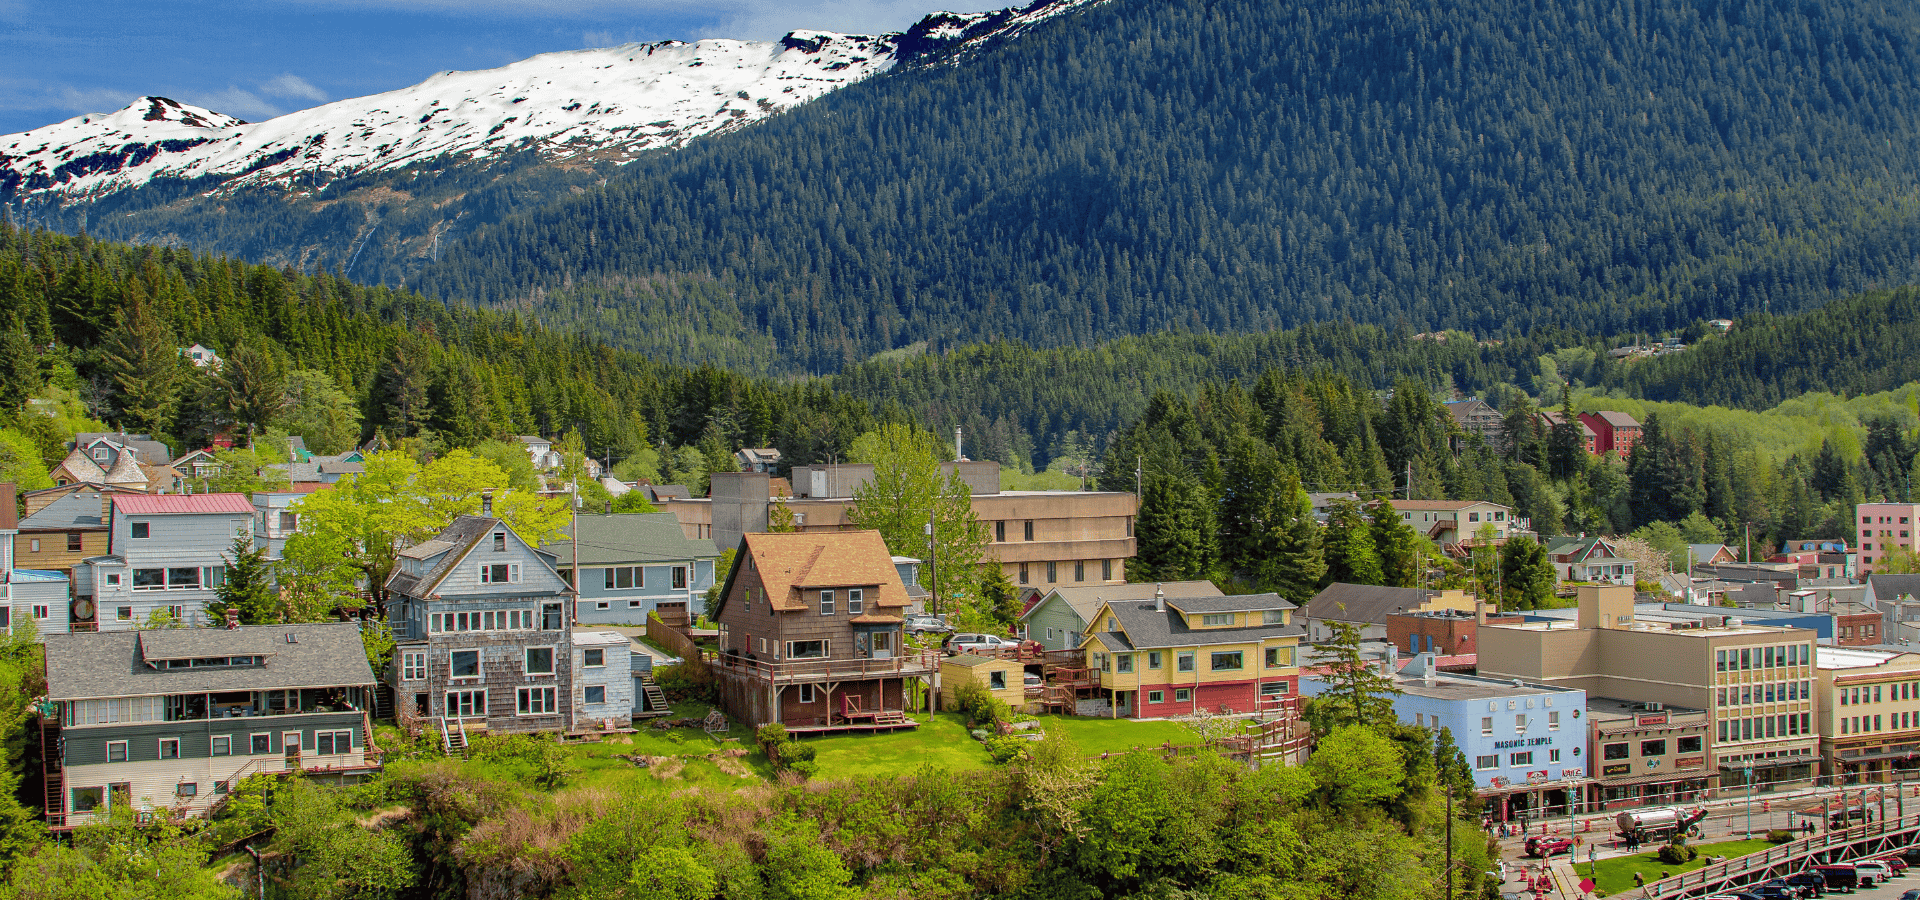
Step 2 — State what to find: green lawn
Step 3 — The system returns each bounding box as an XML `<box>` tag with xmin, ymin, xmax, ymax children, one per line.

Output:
<box><xmin>798</xmin><ymin>711</ymin><xmax>1205</xmax><ymax>778</ymax></box>
<box><xmin>1583</xmin><ymin>840</ymin><xmax>1775</xmax><ymax>895</ymax></box>
<box><xmin>1039</xmin><ymin>715</ymin><xmax>1200</xmax><ymax>755</ymax></box>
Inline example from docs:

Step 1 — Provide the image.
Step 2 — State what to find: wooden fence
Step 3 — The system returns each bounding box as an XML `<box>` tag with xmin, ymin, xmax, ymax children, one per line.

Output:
<box><xmin>647</xmin><ymin>618</ymin><xmax>705</xmax><ymax>664</ymax></box>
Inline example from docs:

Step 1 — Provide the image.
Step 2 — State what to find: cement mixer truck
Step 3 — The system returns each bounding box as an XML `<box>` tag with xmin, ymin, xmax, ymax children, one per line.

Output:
<box><xmin>1615</xmin><ymin>806</ymin><xmax>1708</xmax><ymax>843</ymax></box>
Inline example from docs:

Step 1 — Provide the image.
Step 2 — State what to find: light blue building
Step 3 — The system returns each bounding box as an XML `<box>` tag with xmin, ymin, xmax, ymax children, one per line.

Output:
<box><xmin>544</xmin><ymin>513</ymin><xmax>717</xmax><ymax>627</ymax></box>
<box><xmin>1304</xmin><ymin>654</ymin><xmax>1590</xmax><ymax>821</ymax></box>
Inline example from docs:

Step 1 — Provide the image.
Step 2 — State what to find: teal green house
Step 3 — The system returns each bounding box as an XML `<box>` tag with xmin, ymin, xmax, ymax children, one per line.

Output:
<box><xmin>1019</xmin><ymin>581</ymin><xmax>1223</xmax><ymax>652</ymax></box>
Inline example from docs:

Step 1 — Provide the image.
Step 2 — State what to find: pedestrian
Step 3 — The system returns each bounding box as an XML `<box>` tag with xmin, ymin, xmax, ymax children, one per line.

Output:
<box><xmin>1634</xmin><ymin>872</ymin><xmax>1645</xmax><ymax>888</ymax></box>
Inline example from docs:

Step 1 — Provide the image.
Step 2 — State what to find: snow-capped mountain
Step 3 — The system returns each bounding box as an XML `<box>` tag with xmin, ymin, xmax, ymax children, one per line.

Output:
<box><xmin>0</xmin><ymin>0</ymin><xmax>1103</xmax><ymax>203</ymax></box>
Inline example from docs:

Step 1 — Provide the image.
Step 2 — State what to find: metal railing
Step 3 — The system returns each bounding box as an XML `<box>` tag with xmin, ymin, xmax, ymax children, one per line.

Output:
<box><xmin>1639</xmin><ymin>812</ymin><xmax>1920</xmax><ymax>900</ymax></box>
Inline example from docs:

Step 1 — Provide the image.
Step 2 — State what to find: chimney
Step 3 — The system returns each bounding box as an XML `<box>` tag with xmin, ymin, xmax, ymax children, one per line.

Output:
<box><xmin>954</xmin><ymin>426</ymin><xmax>964</xmax><ymax>462</ymax></box>
<box><xmin>224</xmin><ymin>608</ymin><xmax>239</xmax><ymax>630</ymax></box>
<box><xmin>1154</xmin><ymin>583</ymin><xmax>1165</xmax><ymax>613</ymax></box>
<box><xmin>480</xmin><ymin>490</ymin><xmax>494</xmax><ymax>517</ymax></box>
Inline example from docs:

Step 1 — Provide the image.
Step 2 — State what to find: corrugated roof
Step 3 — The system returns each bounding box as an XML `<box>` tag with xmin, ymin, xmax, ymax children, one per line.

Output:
<box><xmin>1020</xmin><ymin>581</ymin><xmax>1223</xmax><ymax>624</ymax></box>
<box><xmin>1166</xmin><ymin>594</ymin><xmax>1296</xmax><ymax>615</ymax></box>
<box><xmin>541</xmin><ymin>513</ymin><xmax>716</xmax><ymax>566</ymax></box>
<box><xmin>112</xmin><ymin>493</ymin><xmax>254</xmax><ymax>515</ymax></box>
<box><xmin>20</xmin><ymin>490</ymin><xmax>106</xmax><ymax>530</ymax></box>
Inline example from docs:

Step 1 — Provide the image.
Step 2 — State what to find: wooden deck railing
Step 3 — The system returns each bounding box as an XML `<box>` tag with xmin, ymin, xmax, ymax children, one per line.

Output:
<box><xmin>713</xmin><ymin>649</ymin><xmax>939</xmax><ymax>683</ymax></box>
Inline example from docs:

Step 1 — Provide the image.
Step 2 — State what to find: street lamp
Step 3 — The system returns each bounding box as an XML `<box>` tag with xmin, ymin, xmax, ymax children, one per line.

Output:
<box><xmin>1745</xmin><ymin>764</ymin><xmax>1755</xmax><ymax>838</ymax></box>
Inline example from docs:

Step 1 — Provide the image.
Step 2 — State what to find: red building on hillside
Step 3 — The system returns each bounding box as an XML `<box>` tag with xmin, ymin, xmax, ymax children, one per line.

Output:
<box><xmin>1579</xmin><ymin>411</ymin><xmax>1643</xmax><ymax>459</ymax></box>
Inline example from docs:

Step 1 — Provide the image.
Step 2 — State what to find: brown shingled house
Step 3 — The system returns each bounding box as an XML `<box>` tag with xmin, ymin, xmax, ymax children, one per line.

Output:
<box><xmin>710</xmin><ymin>531</ymin><xmax>936</xmax><ymax>730</ymax></box>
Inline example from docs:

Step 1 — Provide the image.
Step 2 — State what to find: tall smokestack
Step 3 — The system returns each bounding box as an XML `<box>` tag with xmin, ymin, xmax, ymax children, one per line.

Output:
<box><xmin>1154</xmin><ymin>583</ymin><xmax>1165</xmax><ymax>613</ymax></box>
<box><xmin>955</xmin><ymin>426</ymin><xmax>964</xmax><ymax>461</ymax></box>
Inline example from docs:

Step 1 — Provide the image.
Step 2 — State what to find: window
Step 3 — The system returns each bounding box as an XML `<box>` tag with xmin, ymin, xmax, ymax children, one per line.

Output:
<box><xmin>159</xmin><ymin>739</ymin><xmax>180</xmax><ymax>760</ymax></box>
<box><xmin>1116</xmin><ymin>653</ymin><xmax>1134</xmax><ymax>673</ymax></box>
<box><xmin>211</xmin><ymin>736</ymin><xmax>231</xmax><ymax>756</ymax></box>
<box><xmin>1514</xmin><ymin>713</ymin><xmax>1527</xmax><ymax>732</ymax></box>
<box><xmin>1678</xmin><ymin>736</ymin><xmax>1702</xmax><ymax>753</ymax></box>
<box><xmin>1265</xmin><ymin>646</ymin><xmax>1293</xmax><ymax>667</ymax></box>
<box><xmin>402</xmin><ymin>652</ymin><xmax>426</xmax><ymax>682</ymax></box>
<box><xmin>1174</xmin><ymin>688</ymin><xmax>1191</xmax><ymax>703</ymax></box>
<box><xmin>31</xmin><ymin>605</ymin><xmax>46</xmax><ymax>620</ymax></box>
<box><xmin>116</xmin><ymin>606</ymin><xmax>132</xmax><ymax>621</ymax></box>
<box><xmin>278</xmin><ymin>511</ymin><xmax>297</xmax><ymax>532</ymax></box>
<box><xmin>1018</xmin><ymin>563</ymin><xmax>1029</xmax><ymax>584</ymax></box>
<box><xmin>673</xmin><ymin>567</ymin><xmax>688</xmax><ymax>590</ymax></box>
<box><xmin>1102</xmin><ymin>559</ymin><xmax>1113</xmax><ymax>580</ymax></box>
<box><xmin>1147</xmin><ymin>651</ymin><xmax>1162</xmax><ymax>669</ymax></box>
<box><xmin>525</xmin><ymin>647</ymin><xmax>555</xmax><ymax>675</ymax></box>
<box><xmin>1176</xmin><ymin>652</ymin><xmax>1195</xmax><ymax>673</ymax></box>
<box><xmin>585</xmin><ymin>685</ymin><xmax>606</xmax><ymax>704</ymax></box>
<box><xmin>1475</xmin><ymin>755</ymin><xmax>1498</xmax><ymax>770</ymax></box>
<box><xmin>989</xmin><ymin>670</ymin><xmax>1007</xmax><ymax>690</ymax></box>
<box><xmin>1510</xmin><ymin>751</ymin><xmax>1532</xmax><ymax>766</ymax></box>
<box><xmin>1075</xmin><ymin>561</ymin><xmax>1085</xmax><ymax>581</ymax></box>
<box><xmin>583</xmin><ymin>648</ymin><xmax>605</xmax><ymax>668</ymax></box>
<box><xmin>1045</xmin><ymin>561</ymin><xmax>1057</xmax><ymax>584</ymax></box>
<box><xmin>67</xmin><ymin>532</ymin><xmax>84</xmax><ymax>551</ymax></box>
<box><xmin>1549</xmin><ymin>749</ymin><xmax>1561</xmax><ymax>763</ymax></box>
<box><xmin>517</xmin><ymin>687</ymin><xmax>558</xmax><ymax>715</ymax></box>
<box><xmin>106</xmin><ymin>741</ymin><xmax>128</xmax><ymax>763</ymax></box>
<box><xmin>995</xmin><ymin>521</ymin><xmax>1006</xmax><ymax>542</ymax></box>
<box><xmin>480</xmin><ymin>563</ymin><xmax>520</xmax><ymax>584</ymax></box>
<box><xmin>848</xmin><ymin>589</ymin><xmax>864</xmax><ymax>615</ymax></box>
<box><xmin>1548</xmin><ymin>711</ymin><xmax>1560</xmax><ymax>730</ymax></box>
<box><xmin>787</xmin><ymin>640</ymin><xmax>828</xmax><ymax>659</ymax></box>
<box><xmin>71</xmin><ymin>787</ymin><xmax>103</xmax><ymax>813</ymax></box>
<box><xmin>1148</xmin><ymin>690</ymin><xmax>1164</xmax><ymax>704</ymax></box>
<box><xmin>1024</xmin><ymin>520</ymin><xmax>1034</xmax><ymax>541</ymax></box>
<box><xmin>251</xmin><ymin>734</ymin><xmax>271</xmax><ymax>754</ymax></box>
<box><xmin>1201</xmin><ymin>613</ymin><xmax>1233</xmax><ymax>626</ymax></box>
<box><xmin>447</xmin><ymin>690</ymin><xmax>486</xmax><ymax>717</ymax></box>
<box><xmin>542</xmin><ymin>603</ymin><xmax>563</xmax><ymax>630</ymax></box>
<box><xmin>1641</xmin><ymin>739</ymin><xmax>1666</xmax><ymax>757</ymax></box>
<box><xmin>131</xmin><ymin>522</ymin><xmax>149</xmax><ymax>539</ymax></box>
<box><xmin>450</xmin><ymin>650</ymin><xmax>480</xmax><ymax>678</ymax></box>
<box><xmin>132</xmin><ymin>568</ymin><xmax>165</xmax><ymax>591</ymax></box>
<box><xmin>493</xmin><ymin>532</ymin><xmax>506</xmax><ymax>551</ymax></box>
<box><xmin>819</xmin><ymin>590</ymin><xmax>836</xmax><ymax>615</ymax></box>
<box><xmin>317</xmin><ymin>731</ymin><xmax>353</xmax><ymax>755</ymax></box>
<box><xmin>606</xmin><ymin>567</ymin><xmax>640</xmax><ymax>589</ymax></box>
<box><xmin>1603</xmin><ymin>742</ymin><xmax>1629</xmax><ymax>760</ymax></box>
<box><xmin>1209</xmin><ymin>651</ymin><xmax>1243</xmax><ymax>671</ymax></box>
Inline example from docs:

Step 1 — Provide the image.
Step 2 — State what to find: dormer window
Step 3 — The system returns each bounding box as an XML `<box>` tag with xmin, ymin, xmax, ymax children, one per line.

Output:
<box><xmin>1201</xmin><ymin>614</ymin><xmax>1233</xmax><ymax>627</ymax></box>
<box><xmin>493</xmin><ymin>532</ymin><xmax>507</xmax><ymax>552</ymax></box>
<box><xmin>1262</xmin><ymin>610</ymin><xmax>1287</xmax><ymax>625</ymax></box>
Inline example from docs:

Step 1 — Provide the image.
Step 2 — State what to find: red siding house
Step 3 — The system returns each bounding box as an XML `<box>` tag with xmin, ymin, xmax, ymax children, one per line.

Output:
<box><xmin>1578</xmin><ymin>411</ymin><xmax>1643</xmax><ymax>458</ymax></box>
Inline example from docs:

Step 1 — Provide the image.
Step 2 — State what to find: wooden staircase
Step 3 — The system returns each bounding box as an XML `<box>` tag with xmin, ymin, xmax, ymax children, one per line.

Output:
<box><xmin>440</xmin><ymin>717</ymin><xmax>470</xmax><ymax>757</ymax></box>
<box><xmin>374</xmin><ymin>683</ymin><xmax>395</xmax><ymax>720</ymax></box>
<box><xmin>636</xmin><ymin>675</ymin><xmax>671</xmax><ymax>718</ymax></box>
<box><xmin>38</xmin><ymin>715</ymin><xmax>62</xmax><ymax>827</ymax></box>
<box><xmin>871</xmin><ymin>710</ymin><xmax>907</xmax><ymax>726</ymax></box>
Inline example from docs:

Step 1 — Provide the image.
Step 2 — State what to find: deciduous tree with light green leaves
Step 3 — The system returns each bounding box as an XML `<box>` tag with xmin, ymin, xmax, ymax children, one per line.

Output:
<box><xmin>846</xmin><ymin>424</ymin><xmax>987</xmax><ymax>620</ymax></box>
<box><xmin>281</xmin><ymin>449</ymin><xmax>568</xmax><ymax>611</ymax></box>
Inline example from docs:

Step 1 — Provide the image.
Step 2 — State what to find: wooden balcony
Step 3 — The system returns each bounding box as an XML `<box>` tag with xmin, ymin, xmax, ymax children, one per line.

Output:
<box><xmin>712</xmin><ymin>649</ymin><xmax>939</xmax><ymax>685</ymax></box>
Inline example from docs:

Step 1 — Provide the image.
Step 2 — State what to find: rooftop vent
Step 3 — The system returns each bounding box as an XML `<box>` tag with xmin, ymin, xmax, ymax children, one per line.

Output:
<box><xmin>284</xmin><ymin>632</ymin><xmax>298</xmax><ymax>644</ymax></box>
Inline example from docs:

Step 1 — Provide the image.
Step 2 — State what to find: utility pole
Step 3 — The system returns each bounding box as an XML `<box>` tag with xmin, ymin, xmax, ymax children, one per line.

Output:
<box><xmin>1439</xmin><ymin>732</ymin><xmax>1454</xmax><ymax>900</ymax></box>
<box><xmin>925</xmin><ymin>514</ymin><xmax>939</xmax><ymax>617</ymax></box>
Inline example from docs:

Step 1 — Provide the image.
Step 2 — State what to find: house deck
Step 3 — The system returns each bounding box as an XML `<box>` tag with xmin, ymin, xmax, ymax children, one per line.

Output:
<box><xmin>785</xmin><ymin>718</ymin><xmax>922</xmax><ymax>737</ymax></box>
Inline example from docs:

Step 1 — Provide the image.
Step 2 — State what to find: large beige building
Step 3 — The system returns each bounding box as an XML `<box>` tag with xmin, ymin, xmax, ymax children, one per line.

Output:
<box><xmin>1479</xmin><ymin>586</ymin><xmax>1820</xmax><ymax>792</ymax></box>
<box><xmin>1815</xmin><ymin>646</ymin><xmax>1920</xmax><ymax>783</ymax></box>
<box><xmin>660</xmin><ymin>465</ymin><xmax>1137</xmax><ymax>592</ymax></box>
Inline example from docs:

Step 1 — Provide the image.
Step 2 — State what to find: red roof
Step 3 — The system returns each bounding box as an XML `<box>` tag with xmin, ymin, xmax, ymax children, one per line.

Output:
<box><xmin>111</xmin><ymin>493</ymin><xmax>255</xmax><ymax>515</ymax></box>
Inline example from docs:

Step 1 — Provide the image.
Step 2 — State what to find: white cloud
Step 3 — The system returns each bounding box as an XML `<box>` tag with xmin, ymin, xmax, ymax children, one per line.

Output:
<box><xmin>581</xmin><ymin>29</ymin><xmax>617</xmax><ymax>48</ymax></box>
<box><xmin>260</xmin><ymin>73</ymin><xmax>328</xmax><ymax>104</ymax></box>
<box><xmin>176</xmin><ymin>86</ymin><xmax>283</xmax><ymax>121</ymax></box>
<box><xmin>0</xmin><ymin>79</ymin><xmax>137</xmax><ymax>117</ymax></box>
<box><xmin>292</xmin><ymin>0</ymin><xmax>1005</xmax><ymax>38</ymax></box>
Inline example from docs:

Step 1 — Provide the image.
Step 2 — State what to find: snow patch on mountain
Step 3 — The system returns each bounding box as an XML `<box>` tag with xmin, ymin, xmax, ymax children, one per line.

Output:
<box><xmin>0</xmin><ymin>0</ymin><xmax>1107</xmax><ymax>204</ymax></box>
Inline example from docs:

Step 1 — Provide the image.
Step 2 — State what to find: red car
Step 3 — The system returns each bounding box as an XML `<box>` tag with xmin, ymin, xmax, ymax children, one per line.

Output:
<box><xmin>1526</xmin><ymin>837</ymin><xmax>1575</xmax><ymax>858</ymax></box>
<box><xmin>1874</xmin><ymin>856</ymin><xmax>1909</xmax><ymax>876</ymax></box>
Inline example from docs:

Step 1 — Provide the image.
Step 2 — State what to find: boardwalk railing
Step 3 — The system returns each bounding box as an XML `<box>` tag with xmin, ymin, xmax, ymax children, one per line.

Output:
<box><xmin>1640</xmin><ymin>812</ymin><xmax>1920</xmax><ymax>900</ymax></box>
<box><xmin>712</xmin><ymin>649</ymin><xmax>939</xmax><ymax>684</ymax></box>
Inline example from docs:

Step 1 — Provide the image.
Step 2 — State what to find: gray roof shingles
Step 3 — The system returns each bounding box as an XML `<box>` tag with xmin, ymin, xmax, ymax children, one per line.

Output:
<box><xmin>387</xmin><ymin>516</ymin><xmax>496</xmax><ymax>597</ymax></box>
<box><xmin>20</xmin><ymin>491</ymin><xmax>106</xmax><ymax>530</ymax></box>
<box><xmin>540</xmin><ymin>513</ymin><xmax>715</xmax><ymax>566</ymax></box>
<box><xmin>1304</xmin><ymin>583</ymin><xmax>1444</xmax><ymax>626</ymax></box>
<box><xmin>45</xmin><ymin>622</ymin><xmax>376</xmax><ymax>700</ymax></box>
<box><xmin>1095</xmin><ymin>598</ymin><xmax>1304</xmax><ymax>651</ymax></box>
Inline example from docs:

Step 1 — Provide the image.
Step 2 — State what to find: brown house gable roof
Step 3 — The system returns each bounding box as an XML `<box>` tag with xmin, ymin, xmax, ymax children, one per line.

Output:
<box><xmin>715</xmin><ymin>530</ymin><xmax>910</xmax><ymax>615</ymax></box>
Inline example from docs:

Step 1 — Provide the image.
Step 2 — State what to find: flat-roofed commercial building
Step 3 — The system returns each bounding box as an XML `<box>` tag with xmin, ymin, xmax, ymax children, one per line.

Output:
<box><xmin>1480</xmin><ymin>586</ymin><xmax>1819</xmax><ymax>793</ymax></box>
<box><xmin>1815</xmin><ymin>646</ymin><xmax>1920</xmax><ymax>783</ymax></box>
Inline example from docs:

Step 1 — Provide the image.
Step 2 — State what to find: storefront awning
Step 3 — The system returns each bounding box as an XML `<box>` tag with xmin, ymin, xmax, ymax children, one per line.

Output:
<box><xmin>1595</xmin><ymin>771</ymin><xmax>1716</xmax><ymax>789</ymax></box>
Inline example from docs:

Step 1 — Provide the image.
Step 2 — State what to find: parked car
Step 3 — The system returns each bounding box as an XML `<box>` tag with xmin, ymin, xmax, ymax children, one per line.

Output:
<box><xmin>1877</xmin><ymin>856</ymin><xmax>1910</xmax><ymax>877</ymax></box>
<box><xmin>1758</xmin><ymin>878</ymin><xmax>1810</xmax><ymax>899</ymax></box>
<box><xmin>1783</xmin><ymin>871</ymin><xmax>1827</xmax><ymax>897</ymax></box>
<box><xmin>1024</xmin><ymin>671</ymin><xmax>1043</xmax><ymax>690</ymax></box>
<box><xmin>1853</xmin><ymin>862</ymin><xmax>1892</xmax><ymax>888</ymax></box>
<box><xmin>1813</xmin><ymin>865</ymin><xmax>1859</xmax><ymax>893</ymax></box>
<box><xmin>1748</xmin><ymin>884</ymin><xmax>1799</xmax><ymax>900</ymax></box>
<box><xmin>1524</xmin><ymin>836</ymin><xmax>1573</xmax><ymax>858</ymax></box>
<box><xmin>945</xmin><ymin>633</ymin><xmax>1019</xmax><ymax>655</ymax></box>
<box><xmin>904</xmin><ymin>614</ymin><xmax>953</xmax><ymax>635</ymax></box>
<box><xmin>1896</xmin><ymin>890</ymin><xmax>1920</xmax><ymax>900</ymax></box>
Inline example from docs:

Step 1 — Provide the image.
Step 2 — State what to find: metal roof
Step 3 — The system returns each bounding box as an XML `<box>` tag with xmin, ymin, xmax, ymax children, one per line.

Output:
<box><xmin>111</xmin><ymin>493</ymin><xmax>254</xmax><ymax>516</ymax></box>
<box><xmin>45</xmin><ymin>622</ymin><xmax>376</xmax><ymax>701</ymax></box>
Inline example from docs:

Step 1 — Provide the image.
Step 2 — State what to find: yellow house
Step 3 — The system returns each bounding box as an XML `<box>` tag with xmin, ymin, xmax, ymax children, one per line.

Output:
<box><xmin>1079</xmin><ymin>587</ymin><xmax>1304</xmax><ymax>718</ymax></box>
<box><xmin>941</xmin><ymin>654</ymin><xmax>1027</xmax><ymax>710</ymax></box>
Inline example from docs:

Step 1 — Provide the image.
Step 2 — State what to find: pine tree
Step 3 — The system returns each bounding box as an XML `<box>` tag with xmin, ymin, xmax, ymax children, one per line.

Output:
<box><xmin>1497</xmin><ymin>537</ymin><xmax>1556</xmax><ymax>611</ymax></box>
<box><xmin>1310</xmin><ymin>621</ymin><xmax>1403</xmax><ymax>731</ymax></box>
<box><xmin>209</xmin><ymin>535</ymin><xmax>277</xmax><ymax>624</ymax></box>
<box><xmin>1134</xmin><ymin>473</ymin><xmax>1218</xmax><ymax>583</ymax></box>
<box><xmin>1369</xmin><ymin>501</ymin><xmax>1424</xmax><ymax>588</ymax></box>
<box><xmin>97</xmin><ymin>297</ymin><xmax>186</xmax><ymax>435</ymax></box>
<box><xmin>1323</xmin><ymin>499</ymin><xmax>1384</xmax><ymax>587</ymax></box>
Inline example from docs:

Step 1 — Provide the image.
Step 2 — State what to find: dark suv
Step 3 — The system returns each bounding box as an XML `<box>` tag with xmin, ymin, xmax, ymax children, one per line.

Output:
<box><xmin>1783</xmin><ymin>871</ymin><xmax>1826</xmax><ymax>897</ymax></box>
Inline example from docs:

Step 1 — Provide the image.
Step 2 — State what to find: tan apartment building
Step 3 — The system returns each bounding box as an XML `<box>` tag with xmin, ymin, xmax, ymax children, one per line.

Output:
<box><xmin>662</xmin><ymin>466</ymin><xmax>1137</xmax><ymax>593</ymax></box>
<box><xmin>1389</xmin><ymin>500</ymin><xmax>1522</xmax><ymax>552</ymax></box>
<box><xmin>1480</xmin><ymin>586</ymin><xmax>1819</xmax><ymax>792</ymax></box>
<box><xmin>1815</xmin><ymin>647</ymin><xmax>1920</xmax><ymax>783</ymax></box>
<box><xmin>1586</xmin><ymin>697</ymin><xmax>1713</xmax><ymax>810</ymax></box>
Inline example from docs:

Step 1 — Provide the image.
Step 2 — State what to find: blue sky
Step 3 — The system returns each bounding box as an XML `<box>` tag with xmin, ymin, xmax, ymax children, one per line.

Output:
<box><xmin>0</xmin><ymin>0</ymin><xmax>979</xmax><ymax>135</ymax></box>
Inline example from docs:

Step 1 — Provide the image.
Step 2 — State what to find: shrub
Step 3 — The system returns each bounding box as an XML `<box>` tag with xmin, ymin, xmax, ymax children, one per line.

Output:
<box><xmin>952</xmin><ymin>679</ymin><xmax>1010</xmax><ymax>728</ymax></box>
<box><xmin>1764</xmin><ymin>829</ymin><xmax>1796</xmax><ymax>844</ymax></box>
<box><xmin>756</xmin><ymin>723</ymin><xmax>788</xmax><ymax>755</ymax></box>
<box><xmin>983</xmin><ymin>734</ymin><xmax>1027</xmax><ymax>764</ymax></box>
<box><xmin>1656</xmin><ymin>840</ymin><xmax>1697</xmax><ymax>865</ymax></box>
<box><xmin>653</xmin><ymin>661</ymin><xmax>715</xmax><ymax>703</ymax></box>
